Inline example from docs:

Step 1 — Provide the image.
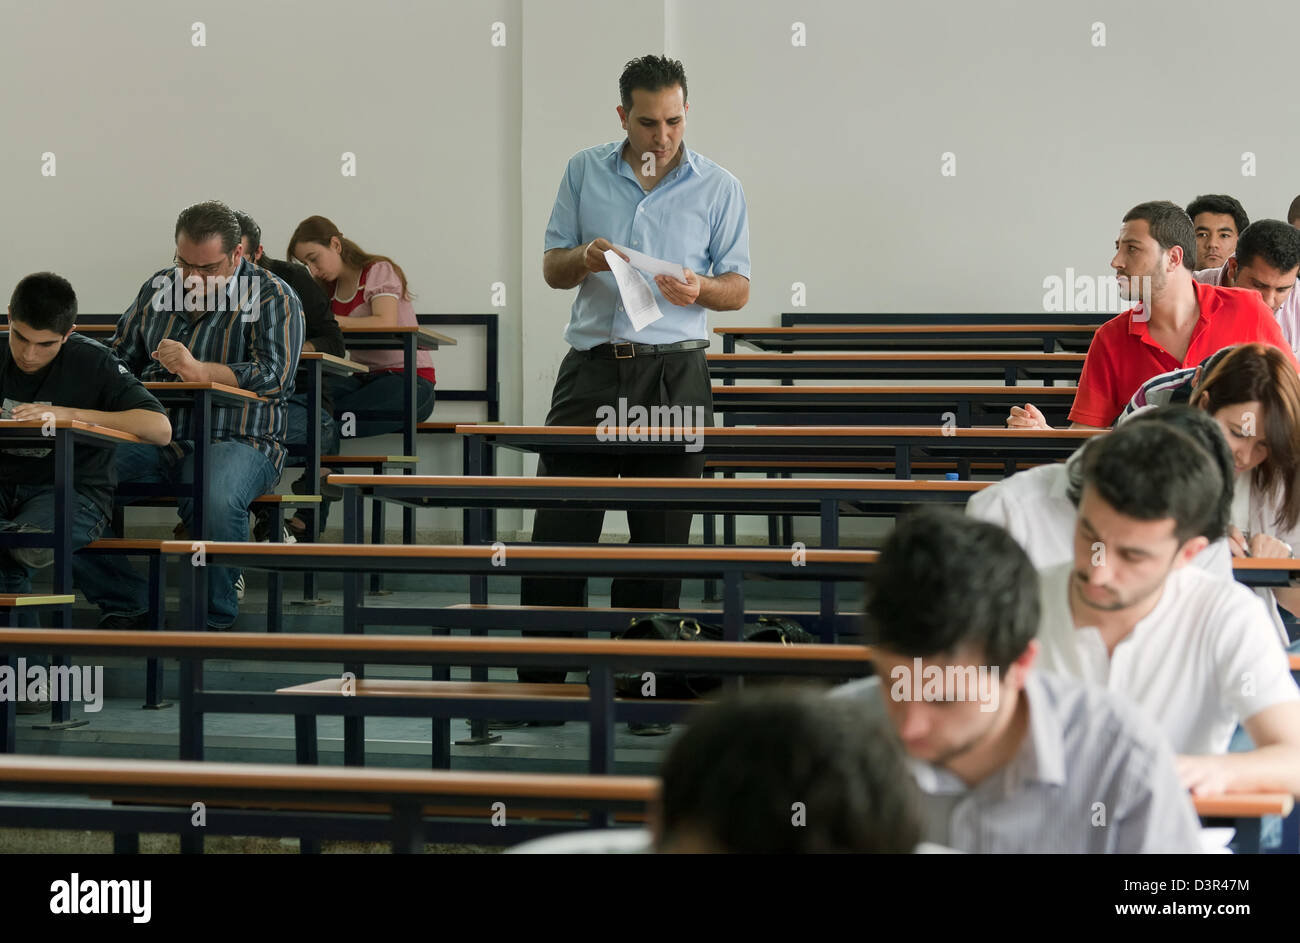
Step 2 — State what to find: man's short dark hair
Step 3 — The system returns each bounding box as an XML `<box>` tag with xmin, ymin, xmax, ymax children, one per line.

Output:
<box><xmin>174</xmin><ymin>200</ymin><xmax>241</xmax><ymax>254</ymax></box>
<box><xmin>1080</xmin><ymin>420</ymin><xmax>1227</xmax><ymax>545</ymax></box>
<box><xmin>9</xmin><ymin>272</ymin><xmax>77</xmax><ymax>335</ymax></box>
<box><xmin>1123</xmin><ymin>201</ymin><xmax>1198</xmax><ymax>272</ymax></box>
<box><xmin>1234</xmin><ymin>219</ymin><xmax>1300</xmax><ymax>275</ymax></box>
<box><xmin>234</xmin><ymin>210</ymin><xmax>261</xmax><ymax>257</ymax></box>
<box><xmin>657</xmin><ymin>687</ymin><xmax>923</xmax><ymax>853</ymax></box>
<box><xmin>864</xmin><ymin>508</ymin><xmax>1039</xmax><ymax>672</ymax></box>
<box><xmin>1288</xmin><ymin>195</ymin><xmax>1300</xmax><ymax>226</ymax></box>
<box><xmin>619</xmin><ymin>54</ymin><xmax>687</xmax><ymax>110</ymax></box>
<box><xmin>1186</xmin><ymin>194</ymin><xmax>1250</xmax><ymax>238</ymax></box>
<box><xmin>1068</xmin><ymin>406</ymin><xmax>1233</xmax><ymax>545</ymax></box>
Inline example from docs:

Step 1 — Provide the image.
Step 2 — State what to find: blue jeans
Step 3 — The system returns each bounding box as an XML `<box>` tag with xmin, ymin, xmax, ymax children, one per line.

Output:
<box><xmin>326</xmin><ymin>373</ymin><xmax>435</xmax><ymax>439</ymax></box>
<box><xmin>283</xmin><ymin>391</ymin><xmax>340</xmax><ymax>463</ymax></box>
<box><xmin>75</xmin><ymin>440</ymin><xmax>277</xmax><ymax>629</ymax></box>
<box><xmin>0</xmin><ymin>486</ymin><xmax>109</xmax><ymax>627</ymax></box>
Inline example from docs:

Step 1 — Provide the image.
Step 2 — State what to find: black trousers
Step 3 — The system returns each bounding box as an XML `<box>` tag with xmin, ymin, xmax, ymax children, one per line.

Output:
<box><xmin>519</xmin><ymin>346</ymin><xmax>713</xmax><ymax>683</ymax></box>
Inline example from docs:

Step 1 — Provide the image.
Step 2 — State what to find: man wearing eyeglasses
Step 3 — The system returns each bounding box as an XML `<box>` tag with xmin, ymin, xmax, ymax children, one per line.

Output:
<box><xmin>75</xmin><ymin>199</ymin><xmax>304</xmax><ymax>630</ymax></box>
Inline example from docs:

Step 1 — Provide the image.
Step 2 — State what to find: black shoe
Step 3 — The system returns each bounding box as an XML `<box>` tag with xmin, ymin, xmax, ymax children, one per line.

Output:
<box><xmin>483</xmin><ymin>719</ymin><xmax>528</xmax><ymax>730</ymax></box>
<box><xmin>97</xmin><ymin>612</ymin><xmax>150</xmax><ymax>631</ymax></box>
<box><xmin>628</xmin><ymin>722</ymin><xmax>672</xmax><ymax>737</ymax></box>
<box><xmin>527</xmin><ymin>720</ymin><xmax>566</xmax><ymax>728</ymax></box>
<box><xmin>2</xmin><ymin>523</ymin><xmax>54</xmax><ymax>570</ymax></box>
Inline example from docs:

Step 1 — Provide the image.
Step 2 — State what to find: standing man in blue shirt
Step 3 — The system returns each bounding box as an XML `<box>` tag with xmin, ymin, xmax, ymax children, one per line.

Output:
<box><xmin>517</xmin><ymin>55</ymin><xmax>750</xmax><ymax>699</ymax></box>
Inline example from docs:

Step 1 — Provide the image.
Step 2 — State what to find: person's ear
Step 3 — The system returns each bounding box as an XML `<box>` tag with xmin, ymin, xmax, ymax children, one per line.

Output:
<box><xmin>1174</xmin><ymin>535</ymin><xmax>1209</xmax><ymax>569</ymax></box>
<box><xmin>330</xmin><ymin>236</ymin><xmax>341</xmax><ymax>255</ymax></box>
<box><xmin>1227</xmin><ymin>257</ymin><xmax>1238</xmax><ymax>282</ymax></box>
<box><xmin>617</xmin><ymin>105</ymin><xmax>628</xmax><ymax>128</ymax></box>
<box><xmin>1010</xmin><ymin>639</ymin><xmax>1038</xmax><ymax>685</ymax></box>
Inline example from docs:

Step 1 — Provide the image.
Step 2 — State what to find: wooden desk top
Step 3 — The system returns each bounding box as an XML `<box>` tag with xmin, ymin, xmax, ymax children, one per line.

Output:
<box><xmin>714</xmin><ymin>325</ymin><xmax>1099</xmax><ymax>336</ymax></box>
<box><xmin>0</xmin><ymin>419</ymin><xmax>142</xmax><ymax>443</ymax></box>
<box><xmin>300</xmin><ymin>351</ymin><xmax>369</xmax><ymax>374</ymax></box>
<box><xmin>338</xmin><ymin>323</ymin><xmax>457</xmax><ymax>346</ymax></box>
<box><xmin>455</xmin><ymin>423</ymin><xmax>1100</xmax><ymax>440</ymax></box>
<box><xmin>143</xmin><ymin>381</ymin><xmax>265</xmax><ymax>402</ymax></box>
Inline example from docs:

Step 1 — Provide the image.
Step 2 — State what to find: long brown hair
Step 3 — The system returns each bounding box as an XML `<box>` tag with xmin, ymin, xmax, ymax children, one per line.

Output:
<box><xmin>286</xmin><ymin>215</ymin><xmax>413</xmax><ymax>299</ymax></box>
<box><xmin>1192</xmin><ymin>343</ymin><xmax>1300</xmax><ymax>531</ymax></box>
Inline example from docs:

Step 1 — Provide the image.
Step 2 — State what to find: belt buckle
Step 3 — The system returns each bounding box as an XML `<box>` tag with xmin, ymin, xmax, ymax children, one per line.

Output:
<box><xmin>613</xmin><ymin>343</ymin><xmax>636</xmax><ymax>359</ymax></box>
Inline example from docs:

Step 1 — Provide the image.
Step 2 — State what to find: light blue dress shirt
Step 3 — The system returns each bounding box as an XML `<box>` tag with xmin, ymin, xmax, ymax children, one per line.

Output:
<box><xmin>544</xmin><ymin>140</ymin><xmax>750</xmax><ymax>350</ymax></box>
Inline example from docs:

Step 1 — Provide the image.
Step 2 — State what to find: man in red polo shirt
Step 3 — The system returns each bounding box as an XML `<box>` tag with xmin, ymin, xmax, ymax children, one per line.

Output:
<box><xmin>1010</xmin><ymin>201</ymin><xmax>1297</xmax><ymax>430</ymax></box>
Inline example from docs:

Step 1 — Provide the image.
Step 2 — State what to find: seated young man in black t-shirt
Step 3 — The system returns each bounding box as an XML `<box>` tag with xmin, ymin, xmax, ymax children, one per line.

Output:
<box><xmin>0</xmin><ymin>273</ymin><xmax>171</xmax><ymax>611</ymax></box>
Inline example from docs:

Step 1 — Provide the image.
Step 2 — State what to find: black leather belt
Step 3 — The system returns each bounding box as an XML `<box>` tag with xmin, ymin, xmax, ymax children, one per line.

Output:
<box><xmin>581</xmin><ymin>339</ymin><xmax>710</xmax><ymax>359</ymax></box>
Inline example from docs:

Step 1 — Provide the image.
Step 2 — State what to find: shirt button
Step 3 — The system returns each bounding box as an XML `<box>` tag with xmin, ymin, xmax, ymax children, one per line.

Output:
<box><xmin>637</xmin><ymin>206</ymin><xmax>644</xmax><ymax>213</ymax></box>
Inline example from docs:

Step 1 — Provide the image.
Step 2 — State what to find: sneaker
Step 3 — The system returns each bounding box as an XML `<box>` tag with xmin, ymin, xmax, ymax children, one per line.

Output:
<box><xmin>235</xmin><ymin>574</ymin><xmax>245</xmax><ymax>601</ymax></box>
<box><xmin>2</xmin><ymin>523</ymin><xmax>54</xmax><ymax>570</ymax></box>
<box><xmin>253</xmin><ymin>511</ymin><xmax>297</xmax><ymax>545</ymax></box>
<box><xmin>628</xmin><ymin>722</ymin><xmax>672</xmax><ymax>737</ymax></box>
<box><xmin>482</xmin><ymin>718</ymin><xmax>528</xmax><ymax>730</ymax></box>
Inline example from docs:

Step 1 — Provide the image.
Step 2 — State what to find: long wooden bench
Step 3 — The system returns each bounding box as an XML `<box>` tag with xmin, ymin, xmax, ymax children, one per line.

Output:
<box><xmin>0</xmin><ymin>754</ymin><xmax>655</xmax><ymax>852</ymax></box>
<box><xmin>715</xmin><ymin>324</ymin><xmax>1098</xmax><ymax>354</ymax></box>
<box><xmin>457</xmin><ymin>424</ymin><xmax>1100</xmax><ymax>481</ymax></box>
<box><xmin>159</xmin><ymin>541</ymin><xmax>878</xmax><ymax>643</ymax></box>
<box><xmin>710</xmin><ymin>384</ymin><xmax>1079</xmax><ymax>427</ymax></box>
<box><xmin>0</xmin><ymin>752</ymin><xmax>1286</xmax><ymax>854</ymax></box>
<box><xmin>707</xmin><ymin>352</ymin><xmax>1085</xmax><ymax>385</ymax></box>
<box><xmin>779</xmin><ymin>311</ymin><xmax>1113</xmax><ymax>327</ymax></box>
<box><xmin>0</xmin><ymin>629</ymin><xmax>871</xmax><ymax>774</ymax></box>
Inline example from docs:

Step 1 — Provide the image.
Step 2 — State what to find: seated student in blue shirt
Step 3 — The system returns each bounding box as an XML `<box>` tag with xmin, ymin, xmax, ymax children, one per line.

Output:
<box><xmin>0</xmin><ymin>272</ymin><xmax>170</xmax><ymax>621</ymax></box>
<box><xmin>513</xmin><ymin>55</ymin><xmax>751</xmax><ymax>717</ymax></box>
<box><xmin>76</xmin><ymin>200</ymin><xmax>304</xmax><ymax>630</ymax></box>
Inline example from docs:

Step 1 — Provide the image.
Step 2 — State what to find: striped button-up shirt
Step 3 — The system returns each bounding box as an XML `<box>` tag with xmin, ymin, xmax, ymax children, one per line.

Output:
<box><xmin>110</xmin><ymin>258</ymin><xmax>304</xmax><ymax>473</ymax></box>
<box><xmin>831</xmin><ymin>671</ymin><xmax>1204</xmax><ymax>853</ymax></box>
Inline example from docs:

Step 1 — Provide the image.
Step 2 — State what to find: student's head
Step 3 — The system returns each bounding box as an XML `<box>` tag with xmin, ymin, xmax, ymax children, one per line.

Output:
<box><xmin>863</xmin><ymin>509</ymin><xmax>1039</xmax><ymax>767</ymax></box>
<box><xmin>1116</xmin><ymin>405</ymin><xmax>1235</xmax><ymax>534</ymax></box>
<box><xmin>1289</xmin><ymin>195</ymin><xmax>1300</xmax><ymax>229</ymax></box>
<box><xmin>1186</xmin><ymin>194</ymin><xmax>1249</xmax><ymax>270</ymax></box>
<box><xmin>654</xmin><ymin>687</ymin><xmax>923</xmax><ymax>853</ymax></box>
<box><xmin>617</xmin><ymin>55</ymin><xmax>689</xmax><ymax>173</ymax></box>
<box><xmin>1190</xmin><ymin>343</ymin><xmax>1300</xmax><ymax>531</ymax></box>
<box><xmin>1225</xmin><ymin>219</ymin><xmax>1300</xmax><ymax>313</ymax></box>
<box><xmin>234</xmin><ymin>209</ymin><xmax>264</xmax><ymax>265</ymax></box>
<box><xmin>6</xmin><ymin>272</ymin><xmax>77</xmax><ymax>374</ymax></box>
<box><xmin>1073</xmin><ymin>422</ymin><xmax>1225</xmax><ymax>615</ymax></box>
<box><xmin>1112</xmin><ymin>201</ymin><xmax>1197</xmax><ymax>299</ymax></box>
<box><xmin>174</xmin><ymin>200</ymin><xmax>243</xmax><ymax>281</ymax></box>
<box><xmin>286</xmin><ymin>215</ymin><xmax>410</xmax><ymax>298</ymax></box>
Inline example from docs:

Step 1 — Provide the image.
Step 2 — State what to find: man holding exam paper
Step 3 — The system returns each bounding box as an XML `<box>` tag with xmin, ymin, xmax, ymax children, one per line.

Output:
<box><xmin>513</xmin><ymin>54</ymin><xmax>750</xmax><ymax>708</ymax></box>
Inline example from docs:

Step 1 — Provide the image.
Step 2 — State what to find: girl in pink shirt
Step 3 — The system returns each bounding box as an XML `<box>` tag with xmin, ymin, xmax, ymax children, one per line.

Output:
<box><xmin>287</xmin><ymin>215</ymin><xmax>436</xmax><ymax>439</ymax></box>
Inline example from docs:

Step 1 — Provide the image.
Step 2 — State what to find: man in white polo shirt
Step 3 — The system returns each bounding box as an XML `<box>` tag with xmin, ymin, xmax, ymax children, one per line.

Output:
<box><xmin>1036</xmin><ymin>419</ymin><xmax>1300</xmax><ymax>795</ymax></box>
<box><xmin>1194</xmin><ymin>218</ymin><xmax>1300</xmax><ymax>358</ymax></box>
<box><xmin>968</xmin><ymin>405</ymin><xmax>1233</xmax><ymax>578</ymax></box>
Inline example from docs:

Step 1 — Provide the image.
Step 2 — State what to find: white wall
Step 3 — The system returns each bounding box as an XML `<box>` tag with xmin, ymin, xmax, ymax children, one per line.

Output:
<box><xmin>5</xmin><ymin>0</ymin><xmax>1299</xmax><ymax>539</ymax></box>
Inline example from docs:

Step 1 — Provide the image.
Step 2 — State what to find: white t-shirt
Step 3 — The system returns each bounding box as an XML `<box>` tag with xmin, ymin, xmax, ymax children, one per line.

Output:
<box><xmin>1035</xmin><ymin>562</ymin><xmax>1299</xmax><ymax>755</ymax></box>
<box><xmin>1230</xmin><ymin>474</ymin><xmax>1296</xmax><ymax>645</ymax></box>
<box><xmin>966</xmin><ymin>456</ymin><xmax>1233</xmax><ymax>577</ymax></box>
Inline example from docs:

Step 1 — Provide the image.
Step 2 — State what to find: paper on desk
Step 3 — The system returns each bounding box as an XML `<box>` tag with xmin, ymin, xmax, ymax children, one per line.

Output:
<box><xmin>605</xmin><ymin>249</ymin><xmax>664</xmax><ymax>333</ymax></box>
<box><xmin>612</xmin><ymin>245</ymin><xmax>687</xmax><ymax>283</ymax></box>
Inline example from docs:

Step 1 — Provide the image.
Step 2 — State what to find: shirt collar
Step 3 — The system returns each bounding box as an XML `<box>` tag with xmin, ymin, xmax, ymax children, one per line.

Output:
<box><xmin>608</xmin><ymin>139</ymin><xmax>697</xmax><ymax>180</ymax></box>
<box><xmin>907</xmin><ymin>670</ymin><xmax>1065</xmax><ymax>796</ymax></box>
<box><xmin>1127</xmin><ymin>278</ymin><xmax>1214</xmax><ymax>339</ymax></box>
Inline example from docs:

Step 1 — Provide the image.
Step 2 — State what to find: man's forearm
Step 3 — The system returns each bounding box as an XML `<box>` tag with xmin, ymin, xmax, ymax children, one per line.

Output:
<box><xmin>70</xmin><ymin>408</ymin><xmax>172</xmax><ymax>446</ymax></box>
<box><xmin>543</xmin><ymin>246</ymin><xmax>590</xmax><ymax>290</ymax></box>
<box><xmin>196</xmin><ymin>362</ymin><xmax>239</xmax><ymax>386</ymax></box>
<box><xmin>695</xmin><ymin>272</ymin><xmax>749</xmax><ymax>312</ymax></box>
<box><xmin>1198</xmin><ymin>746</ymin><xmax>1300</xmax><ymax>796</ymax></box>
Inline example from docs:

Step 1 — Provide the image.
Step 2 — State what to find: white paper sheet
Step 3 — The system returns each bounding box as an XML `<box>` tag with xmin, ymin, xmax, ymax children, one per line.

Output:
<box><xmin>605</xmin><ymin>249</ymin><xmax>664</xmax><ymax>332</ymax></box>
<box><xmin>612</xmin><ymin>245</ymin><xmax>687</xmax><ymax>283</ymax></box>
